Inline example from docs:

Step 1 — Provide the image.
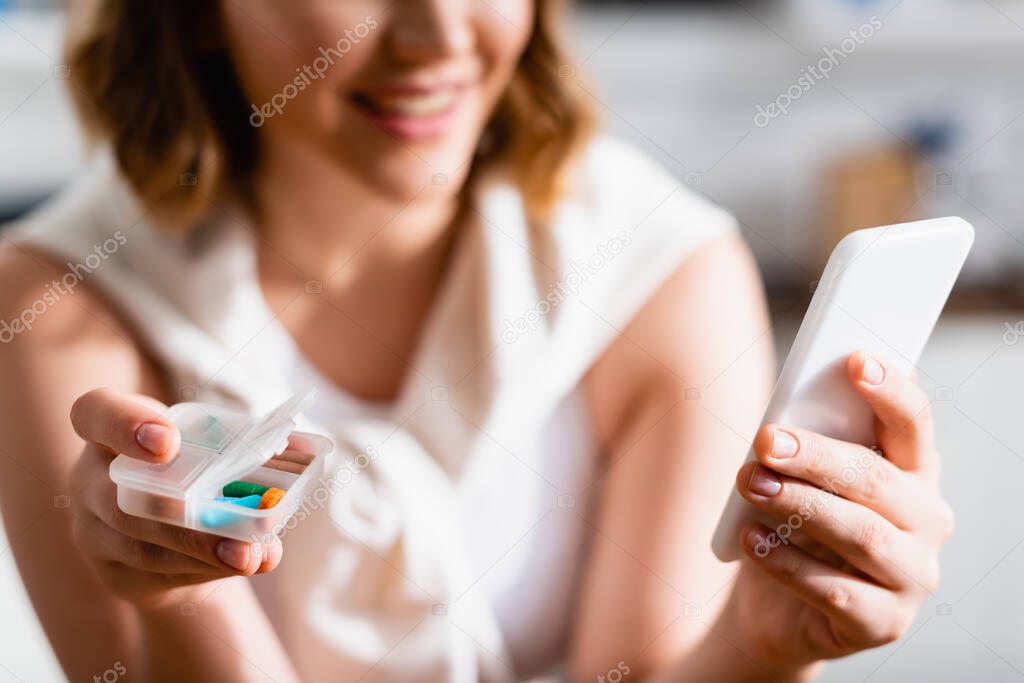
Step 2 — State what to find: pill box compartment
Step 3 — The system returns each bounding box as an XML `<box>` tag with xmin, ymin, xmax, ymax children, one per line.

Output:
<box><xmin>109</xmin><ymin>390</ymin><xmax>333</xmax><ymax>542</ymax></box>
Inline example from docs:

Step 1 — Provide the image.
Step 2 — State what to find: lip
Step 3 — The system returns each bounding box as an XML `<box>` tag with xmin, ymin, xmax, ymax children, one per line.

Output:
<box><xmin>364</xmin><ymin>80</ymin><xmax>468</xmax><ymax>96</ymax></box>
<box><xmin>349</xmin><ymin>82</ymin><xmax>470</xmax><ymax>142</ymax></box>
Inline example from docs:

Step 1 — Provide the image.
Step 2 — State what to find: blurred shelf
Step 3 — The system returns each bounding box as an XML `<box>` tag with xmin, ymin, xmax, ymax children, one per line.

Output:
<box><xmin>784</xmin><ymin>0</ymin><xmax>1024</xmax><ymax>57</ymax></box>
<box><xmin>0</xmin><ymin>8</ymin><xmax>84</xmax><ymax>210</ymax></box>
<box><xmin>0</xmin><ymin>9</ymin><xmax>61</xmax><ymax>60</ymax></box>
<box><xmin>768</xmin><ymin>284</ymin><xmax>1024</xmax><ymax>320</ymax></box>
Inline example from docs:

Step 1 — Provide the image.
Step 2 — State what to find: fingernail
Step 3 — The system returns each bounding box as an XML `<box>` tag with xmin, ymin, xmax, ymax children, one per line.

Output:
<box><xmin>216</xmin><ymin>539</ymin><xmax>253</xmax><ymax>572</ymax></box>
<box><xmin>771</xmin><ymin>429</ymin><xmax>799</xmax><ymax>458</ymax></box>
<box><xmin>862</xmin><ymin>355</ymin><xmax>885</xmax><ymax>385</ymax></box>
<box><xmin>748</xmin><ymin>465</ymin><xmax>782</xmax><ymax>497</ymax></box>
<box><xmin>136</xmin><ymin>423</ymin><xmax>172</xmax><ymax>456</ymax></box>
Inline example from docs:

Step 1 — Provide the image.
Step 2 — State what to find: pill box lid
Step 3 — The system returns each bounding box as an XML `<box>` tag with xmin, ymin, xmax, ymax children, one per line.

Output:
<box><xmin>109</xmin><ymin>388</ymin><xmax>317</xmax><ymax>497</ymax></box>
<box><xmin>189</xmin><ymin>387</ymin><xmax>317</xmax><ymax>492</ymax></box>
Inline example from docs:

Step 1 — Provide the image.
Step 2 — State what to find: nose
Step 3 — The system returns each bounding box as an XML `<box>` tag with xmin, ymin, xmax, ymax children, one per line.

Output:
<box><xmin>388</xmin><ymin>0</ymin><xmax>474</xmax><ymax>62</ymax></box>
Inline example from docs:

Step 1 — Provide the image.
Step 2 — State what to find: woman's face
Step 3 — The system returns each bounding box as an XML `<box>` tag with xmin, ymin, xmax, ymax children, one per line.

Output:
<box><xmin>220</xmin><ymin>0</ymin><xmax>534</xmax><ymax>201</ymax></box>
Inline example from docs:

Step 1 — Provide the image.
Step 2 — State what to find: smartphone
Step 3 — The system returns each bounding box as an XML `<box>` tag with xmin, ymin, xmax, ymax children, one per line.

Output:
<box><xmin>711</xmin><ymin>217</ymin><xmax>974</xmax><ymax>562</ymax></box>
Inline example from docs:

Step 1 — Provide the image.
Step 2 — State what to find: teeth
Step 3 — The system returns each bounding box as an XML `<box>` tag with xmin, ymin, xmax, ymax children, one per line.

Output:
<box><xmin>368</xmin><ymin>90</ymin><xmax>458</xmax><ymax>116</ymax></box>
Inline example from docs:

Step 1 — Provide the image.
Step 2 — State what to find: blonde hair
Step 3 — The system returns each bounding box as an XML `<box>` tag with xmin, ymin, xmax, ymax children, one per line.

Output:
<box><xmin>64</xmin><ymin>0</ymin><xmax>596</xmax><ymax>226</ymax></box>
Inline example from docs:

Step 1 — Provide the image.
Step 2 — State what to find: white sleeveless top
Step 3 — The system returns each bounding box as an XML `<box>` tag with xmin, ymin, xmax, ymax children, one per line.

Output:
<box><xmin>11</xmin><ymin>136</ymin><xmax>736</xmax><ymax>682</ymax></box>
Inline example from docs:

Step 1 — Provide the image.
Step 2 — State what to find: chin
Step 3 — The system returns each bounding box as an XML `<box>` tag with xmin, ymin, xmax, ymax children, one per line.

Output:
<box><xmin>337</xmin><ymin>135</ymin><xmax>479</xmax><ymax>202</ymax></box>
<box><xmin>355</xmin><ymin>159</ymin><xmax>463</xmax><ymax>204</ymax></box>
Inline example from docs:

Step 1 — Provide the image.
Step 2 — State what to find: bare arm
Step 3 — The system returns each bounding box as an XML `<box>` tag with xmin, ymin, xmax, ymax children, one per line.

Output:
<box><xmin>571</xmin><ymin>234</ymin><xmax>785</xmax><ymax>681</ymax></box>
<box><xmin>571</xmin><ymin>231</ymin><xmax>952</xmax><ymax>681</ymax></box>
<box><xmin>0</xmin><ymin>246</ymin><xmax>146</xmax><ymax>676</ymax></box>
<box><xmin>0</xmin><ymin>246</ymin><xmax>298</xmax><ymax>682</ymax></box>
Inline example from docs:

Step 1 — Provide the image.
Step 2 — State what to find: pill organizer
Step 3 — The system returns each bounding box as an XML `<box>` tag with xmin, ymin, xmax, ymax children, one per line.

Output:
<box><xmin>109</xmin><ymin>388</ymin><xmax>332</xmax><ymax>542</ymax></box>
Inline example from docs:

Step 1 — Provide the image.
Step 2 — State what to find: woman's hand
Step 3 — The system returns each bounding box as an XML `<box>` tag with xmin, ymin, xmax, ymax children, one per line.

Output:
<box><xmin>69</xmin><ymin>388</ymin><xmax>282</xmax><ymax>611</ymax></box>
<box><xmin>727</xmin><ymin>350</ymin><xmax>953</xmax><ymax>670</ymax></box>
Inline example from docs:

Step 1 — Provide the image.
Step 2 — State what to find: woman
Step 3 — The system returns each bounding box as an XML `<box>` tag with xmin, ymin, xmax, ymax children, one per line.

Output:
<box><xmin>0</xmin><ymin>1</ymin><xmax>952</xmax><ymax>681</ymax></box>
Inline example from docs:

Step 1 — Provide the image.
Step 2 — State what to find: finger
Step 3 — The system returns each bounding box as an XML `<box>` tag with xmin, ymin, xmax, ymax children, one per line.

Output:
<box><xmin>287</xmin><ymin>433</ymin><xmax>316</xmax><ymax>453</ymax></box>
<box><xmin>275</xmin><ymin>448</ymin><xmax>314</xmax><ymax>466</ymax></box>
<box><xmin>753</xmin><ymin>424</ymin><xmax>923</xmax><ymax>529</ymax></box>
<box><xmin>83</xmin><ymin>480</ymin><xmax>265</xmax><ymax>575</ymax></box>
<box><xmin>254</xmin><ymin>536</ymin><xmax>283</xmax><ymax>574</ymax></box>
<box><xmin>737</xmin><ymin>463</ymin><xmax>938</xmax><ymax>592</ymax></box>
<box><xmin>214</xmin><ymin>537</ymin><xmax>266</xmax><ymax>575</ymax></box>
<box><xmin>751</xmin><ymin>521</ymin><xmax>847</xmax><ymax>569</ymax></box>
<box><xmin>70</xmin><ymin>388</ymin><xmax>180</xmax><ymax>463</ymax></box>
<box><xmin>70</xmin><ymin>442</ymin><xmax>119</xmax><ymax>499</ymax></box>
<box><xmin>88</xmin><ymin>514</ymin><xmax>232</xmax><ymax>576</ymax></box>
<box><xmin>264</xmin><ymin>458</ymin><xmax>305</xmax><ymax>474</ymax></box>
<box><xmin>847</xmin><ymin>351</ymin><xmax>937</xmax><ymax>474</ymax></box>
<box><xmin>741</xmin><ymin>523</ymin><xmax>910</xmax><ymax>649</ymax></box>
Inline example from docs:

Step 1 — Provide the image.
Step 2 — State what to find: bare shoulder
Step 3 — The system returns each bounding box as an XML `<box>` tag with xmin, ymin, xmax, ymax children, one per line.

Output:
<box><xmin>0</xmin><ymin>244</ymin><xmax>118</xmax><ymax>342</ymax></box>
<box><xmin>0</xmin><ymin>243</ymin><xmax>161</xmax><ymax>678</ymax></box>
<box><xmin>583</xmin><ymin>232</ymin><xmax>775</xmax><ymax>450</ymax></box>
<box><xmin>571</xmin><ymin>232</ymin><xmax>776</xmax><ymax>678</ymax></box>
<box><xmin>0</xmin><ymin>243</ymin><xmax>139</xmax><ymax>358</ymax></box>
<box><xmin>0</xmin><ymin>243</ymin><xmax>165</xmax><ymax>416</ymax></box>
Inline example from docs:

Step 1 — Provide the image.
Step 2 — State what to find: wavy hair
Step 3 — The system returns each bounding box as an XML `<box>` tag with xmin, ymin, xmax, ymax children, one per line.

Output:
<box><xmin>63</xmin><ymin>0</ymin><xmax>597</xmax><ymax>227</ymax></box>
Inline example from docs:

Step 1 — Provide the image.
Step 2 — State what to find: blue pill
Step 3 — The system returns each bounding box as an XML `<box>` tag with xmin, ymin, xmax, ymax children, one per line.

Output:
<box><xmin>224</xmin><ymin>495</ymin><xmax>262</xmax><ymax>509</ymax></box>
<box><xmin>201</xmin><ymin>495</ymin><xmax>263</xmax><ymax>527</ymax></box>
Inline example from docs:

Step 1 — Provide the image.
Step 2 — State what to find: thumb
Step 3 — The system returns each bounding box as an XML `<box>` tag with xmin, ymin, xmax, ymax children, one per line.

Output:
<box><xmin>70</xmin><ymin>388</ymin><xmax>179</xmax><ymax>462</ymax></box>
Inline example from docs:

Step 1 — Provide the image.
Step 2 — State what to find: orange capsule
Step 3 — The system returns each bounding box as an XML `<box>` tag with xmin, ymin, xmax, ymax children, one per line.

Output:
<box><xmin>258</xmin><ymin>487</ymin><xmax>286</xmax><ymax>509</ymax></box>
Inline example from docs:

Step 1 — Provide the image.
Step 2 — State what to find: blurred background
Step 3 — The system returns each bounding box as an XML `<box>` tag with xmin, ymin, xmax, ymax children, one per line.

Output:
<box><xmin>2</xmin><ymin>0</ymin><xmax>1024</xmax><ymax>681</ymax></box>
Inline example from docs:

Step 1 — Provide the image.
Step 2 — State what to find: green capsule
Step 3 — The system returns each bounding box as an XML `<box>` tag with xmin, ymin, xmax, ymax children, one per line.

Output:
<box><xmin>223</xmin><ymin>481</ymin><xmax>270</xmax><ymax>498</ymax></box>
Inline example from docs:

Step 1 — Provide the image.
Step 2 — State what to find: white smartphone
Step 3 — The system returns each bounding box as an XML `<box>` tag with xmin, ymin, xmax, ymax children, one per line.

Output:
<box><xmin>711</xmin><ymin>217</ymin><xmax>974</xmax><ymax>562</ymax></box>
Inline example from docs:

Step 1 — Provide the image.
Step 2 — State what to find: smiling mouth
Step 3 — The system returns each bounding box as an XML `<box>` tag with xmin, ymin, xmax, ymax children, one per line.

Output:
<box><xmin>351</xmin><ymin>87</ymin><xmax>463</xmax><ymax>118</ymax></box>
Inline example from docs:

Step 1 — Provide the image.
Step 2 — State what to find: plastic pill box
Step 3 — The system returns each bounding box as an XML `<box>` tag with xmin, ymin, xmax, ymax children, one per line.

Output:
<box><xmin>109</xmin><ymin>389</ymin><xmax>332</xmax><ymax>542</ymax></box>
